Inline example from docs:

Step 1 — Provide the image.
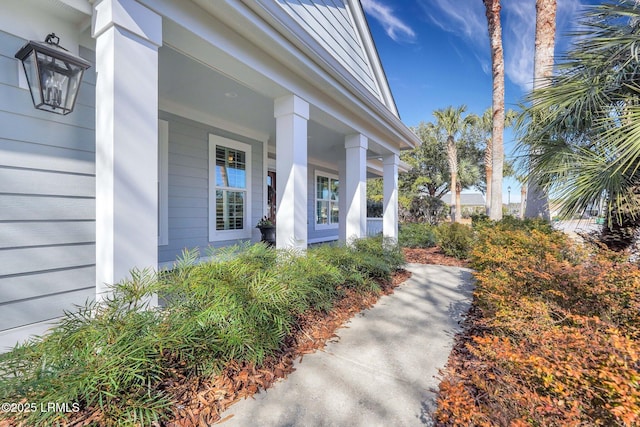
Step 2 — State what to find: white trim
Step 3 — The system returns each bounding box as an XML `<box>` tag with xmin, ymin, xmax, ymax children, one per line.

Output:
<box><xmin>314</xmin><ymin>170</ymin><xmax>339</xmax><ymax>230</ymax></box>
<box><xmin>346</xmin><ymin>0</ymin><xmax>398</xmax><ymax>116</ymax></box>
<box><xmin>159</xmin><ymin>98</ymin><xmax>270</xmax><ymax>143</ymax></box>
<box><xmin>158</xmin><ymin>120</ymin><xmax>169</xmax><ymax>246</ymax></box>
<box><xmin>209</xmin><ymin>135</ymin><xmax>253</xmax><ymax>242</ymax></box>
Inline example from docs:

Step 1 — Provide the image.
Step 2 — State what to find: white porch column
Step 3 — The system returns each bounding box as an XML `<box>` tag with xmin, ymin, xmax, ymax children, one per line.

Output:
<box><xmin>344</xmin><ymin>134</ymin><xmax>368</xmax><ymax>242</ymax></box>
<box><xmin>93</xmin><ymin>0</ymin><xmax>162</xmax><ymax>301</ymax></box>
<box><xmin>274</xmin><ymin>95</ymin><xmax>309</xmax><ymax>250</ymax></box>
<box><xmin>383</xmin><ymin>153</ymin><xmax>399</xmax><ymax>243</ymax></box>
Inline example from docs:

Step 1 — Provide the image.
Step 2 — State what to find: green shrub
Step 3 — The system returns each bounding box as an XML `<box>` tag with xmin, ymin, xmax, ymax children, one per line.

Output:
<box><xmin>470</xmin><ymin>212</ymin><xmax>490</xmax><ymax>228</ymax></box>
<box><xmin>435</xmin><ymin>223</ymin><xmax>474</xmax><ymax>259</ymax></box>
<box><xmin>435</xmin><ymin>225</ymin><xmax>640</xmax><ymax>426</ymax></box>
<box><xmin>398</xmin><ymin>222</ymin><xmax>438</xmax><ymax>248</ymax></box>
<box><xmin>0</xmin><ymin>239</ymin><xmax>404</xmax><ymax>426</ymax></box>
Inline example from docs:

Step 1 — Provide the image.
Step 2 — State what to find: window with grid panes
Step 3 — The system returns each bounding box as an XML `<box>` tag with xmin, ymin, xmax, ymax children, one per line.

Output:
<box><xmin>209</xmin><ymin>135</ymin><xmax>252</xmax><ymax>241</ymax></box>
<box><xmin>315</xmin><ymin>173</ymin><xmax>339</xmax><ymax>228</ymax></box>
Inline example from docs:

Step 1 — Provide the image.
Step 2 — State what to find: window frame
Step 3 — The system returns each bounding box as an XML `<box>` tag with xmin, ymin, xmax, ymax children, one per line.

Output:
<box><xmin>209</xmin><ymin>134</ymin><xmax>252</xmax><ymax>241</ymax></box>
<box><xmin>314</xmin><ymin>171</ymin><xmax>339</xmax><ymax>230</ymax></box>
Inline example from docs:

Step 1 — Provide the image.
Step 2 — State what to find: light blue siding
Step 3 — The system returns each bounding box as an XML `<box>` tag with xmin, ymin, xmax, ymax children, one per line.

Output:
<box><xmin>0</xmin><ymin>30</ymin><xmax>96</xmax><ymax>332</ymax></box>
<box><xmin>158</xmin><ymin>112</ymin><xmax>265</xmax><ymax>263</ymax></box>
<box><xmin>276</xmin><ymin>0</ymin><xmax>381</xmax><ymax>99</ymax></box>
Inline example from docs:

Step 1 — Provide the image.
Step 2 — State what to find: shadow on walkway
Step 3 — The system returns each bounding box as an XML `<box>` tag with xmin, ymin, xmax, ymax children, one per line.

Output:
<box><xmin>218</xmin><ymin>263</ymin><xmax>474</xmax><ymax>427</ymax></box>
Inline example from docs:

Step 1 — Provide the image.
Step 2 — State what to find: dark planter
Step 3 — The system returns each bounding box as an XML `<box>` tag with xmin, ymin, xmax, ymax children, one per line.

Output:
<box><xmin>257</xmin><ymin>225</ymin><xmax>276</xmax><ymax>246</ymax></box>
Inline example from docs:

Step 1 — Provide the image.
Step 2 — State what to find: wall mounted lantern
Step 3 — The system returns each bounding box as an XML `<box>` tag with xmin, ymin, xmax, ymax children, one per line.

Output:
<box><xmin>15</xmin><ymin>33</ymin><xmax>91</xmax><ymax>115</ymax></box>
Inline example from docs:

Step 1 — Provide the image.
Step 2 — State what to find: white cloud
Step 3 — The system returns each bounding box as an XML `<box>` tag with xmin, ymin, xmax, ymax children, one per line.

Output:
<box><xmin>420</xmin><ymin>0</ymin><xmax>590</xmax><ymax>92</ymax></box>
<box><xmin>419</xmin><ymin>0</ymin><xmax>488</xmax><ymax>48</ymax></box>
<box><xmin>361</xmin><ymin>0</ymin><xmax>417</xmax><ymax>43</ymax></box>
<box><xmin>502</xmin><ymin>1</ymin><xmax>536</xmax><ymax>92</ymax></box>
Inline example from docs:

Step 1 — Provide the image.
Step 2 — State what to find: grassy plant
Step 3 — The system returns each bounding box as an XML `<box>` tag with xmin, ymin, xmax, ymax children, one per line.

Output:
<box><xmin>0</xmin><ymin>237</ymin><xmax>402</xmax><ymax>426</ymax></box>
<box><xmin>0</xmin><ymin>270</ymin><xmax>170</xmax><ymax>426</ymax></box>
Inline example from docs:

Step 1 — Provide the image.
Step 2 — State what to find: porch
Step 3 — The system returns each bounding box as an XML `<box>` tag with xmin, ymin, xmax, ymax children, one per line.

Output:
<box><xmin>93</xmin><ymin>0</ymin><xmax>417</xmax><ymax>294</ymax></box>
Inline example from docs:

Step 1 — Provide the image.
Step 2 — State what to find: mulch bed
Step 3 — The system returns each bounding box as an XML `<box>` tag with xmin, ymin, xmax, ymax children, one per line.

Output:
<box><xmin>403</xmin><ymin>247</ymin><xmax>469</xmax><ymax>268</ymax></box>
<box><xmin>165</xmin><ymin>269</ymin><xmax>413</xmax><ymax>426</ymax></box>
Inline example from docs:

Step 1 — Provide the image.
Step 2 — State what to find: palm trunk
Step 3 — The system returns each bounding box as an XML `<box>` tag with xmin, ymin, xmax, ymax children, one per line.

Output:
<box><xmin>456</xmin><ymin>181</ymin><xmax>462</xmax><ymax>221</ymax></box>
<box><xmin>485</xmin><ymin>141</ymin><xmax>492</xmax><ymax>215</ymax></box>
<box><xmin>447</xmin><ymin>137</ymin><xmax>458</xmax><ymax>222</ymax></box>
<box><xmin>484</xmin><ymin>0</ymin><xmax>505</xmax><ymax>221</ymax></box>
<box><xmin>520</xmin><ymin>186</ymin><xmax>526</xmax><ymax>219</ymax></box>
<box><xmin>525</xmin><ymin>0</ymin><xmax>556</xmax><ymax>220</ymax></box>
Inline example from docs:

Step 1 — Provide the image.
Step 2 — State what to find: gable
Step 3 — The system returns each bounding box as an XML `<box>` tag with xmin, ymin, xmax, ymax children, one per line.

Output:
<box><xmin>274</xmin><ymin>0</ymin><xmax>396</xmax><ymax>114</ymax></box>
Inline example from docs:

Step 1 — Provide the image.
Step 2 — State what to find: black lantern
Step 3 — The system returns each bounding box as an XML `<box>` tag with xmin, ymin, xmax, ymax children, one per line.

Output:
<box><xmin>15</xmin><ymin>33</ymin><xmax>91</xmax><ymax>115</ymax></box>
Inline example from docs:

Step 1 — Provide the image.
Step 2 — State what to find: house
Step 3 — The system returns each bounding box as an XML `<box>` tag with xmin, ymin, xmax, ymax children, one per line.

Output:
<box><xmin>440</xmin><ymin>192</ymin><xmax>486</xmax><ymax>218</ymax></box>
<box><xmin>0</xmin><ymin>0</ymin><xmax>419</xmax><ymax>350</ymax></box>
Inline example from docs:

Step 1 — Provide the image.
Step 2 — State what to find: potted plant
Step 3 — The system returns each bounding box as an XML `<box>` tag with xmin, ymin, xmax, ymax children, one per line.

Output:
<box><xmin>256</xmin><ymin>216</ymin><xmax>276</xmax><ymax>246</ymax></box>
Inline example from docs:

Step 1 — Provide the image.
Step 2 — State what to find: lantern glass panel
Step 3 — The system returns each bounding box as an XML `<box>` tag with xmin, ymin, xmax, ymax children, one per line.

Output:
<box><xmin>21</xmin><ymin>51</ymin><xmax>42</xmax><ymax>109</ymax></box>
<box><xmin>35</xmin><ymin>51</ymin><xmax>84</xmax><ymax>114</ymax></box>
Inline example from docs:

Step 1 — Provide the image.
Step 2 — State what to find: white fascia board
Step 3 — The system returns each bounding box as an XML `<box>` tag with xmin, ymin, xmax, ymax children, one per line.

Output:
<box><xmin>346</xmin><ymin>0</ymin><xmax>398</xmax><ymax>116</ymax></box>
<box><xmin>366</xmin><ymin>158</ymin><xmax>410</xmax><ymax>175</ymax></box>
<box><xmin>398</xmin><ymin>159</ymin><xmax>411</xmax><ymax>174</ymax></box>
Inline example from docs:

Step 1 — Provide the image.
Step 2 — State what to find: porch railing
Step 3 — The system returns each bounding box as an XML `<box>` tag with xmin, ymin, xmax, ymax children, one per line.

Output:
<box><xmin>366</xmin><ymin>217</ymin><xmax>383</xmax><ymax>236</ymax></box>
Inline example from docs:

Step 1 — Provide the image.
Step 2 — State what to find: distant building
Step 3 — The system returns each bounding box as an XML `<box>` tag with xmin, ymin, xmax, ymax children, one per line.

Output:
<box><xmin>440</xmin><ymin>193</ymin><xmax>486</xmax><ymax>218</ymax></box>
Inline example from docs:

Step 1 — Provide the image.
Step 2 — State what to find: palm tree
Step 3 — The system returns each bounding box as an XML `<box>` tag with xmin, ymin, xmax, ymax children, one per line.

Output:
<box><xmin>433</xmin><ymin>105</ymin><xmax>477</xmax><ymax>222</ymax></box>
<box><xmin>479</xmin><ymin>108</ymin><xmax>516</xmax><ymax>216</ymax></box>
<box><xmin>483</xmin><ymin>0</ymin><xmax>506</xmax><ymax>221</ymax></box>
<box><xmin>525</xmin><ymin>0</ymin><xmax>557</xmax><ymax>220</ymax></box>
<box><xmin>517</xmin><ymin>1</ymin><xmax>640</xmax><ymax>250</ymax></box>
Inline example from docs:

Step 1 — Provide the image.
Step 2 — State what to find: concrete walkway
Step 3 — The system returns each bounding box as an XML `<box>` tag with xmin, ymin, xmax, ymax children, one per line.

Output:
<box><xmin>218</xmin><ymin>264</ymin><xmax>474</xmax><ymax>427</ymax></box>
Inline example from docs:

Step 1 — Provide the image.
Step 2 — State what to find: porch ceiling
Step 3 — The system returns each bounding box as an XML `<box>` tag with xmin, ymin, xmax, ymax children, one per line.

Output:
<box><xmin>158</xmin><ymin>46</ymin><xmax>379</xmax><ymax>166</ymax></box>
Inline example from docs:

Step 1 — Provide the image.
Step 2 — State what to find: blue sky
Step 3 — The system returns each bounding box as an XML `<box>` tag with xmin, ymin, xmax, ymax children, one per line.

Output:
<box><xmin>361</xmin><ymin>0</ymin><xmax>600</xmax><ymax>202</ymax></box>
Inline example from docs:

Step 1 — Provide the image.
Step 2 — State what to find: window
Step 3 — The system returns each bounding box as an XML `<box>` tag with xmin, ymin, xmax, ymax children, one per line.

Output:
<box><xmin>209</xmin><ymin>135</ymin><xmax>252</xmax><ymax>241</ymax></box>
<box><xmin>315</xmin><ymin>172</ymin><xmax>339</xmax><ymax>229</ymax></box>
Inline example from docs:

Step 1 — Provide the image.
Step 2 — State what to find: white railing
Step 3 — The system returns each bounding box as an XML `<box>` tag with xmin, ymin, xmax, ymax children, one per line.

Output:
<box><xmin>366</xmin><ymin>218</ymin><xmax>383</xmax><ymax>236</ymax></box>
